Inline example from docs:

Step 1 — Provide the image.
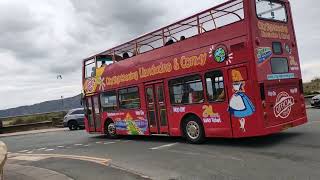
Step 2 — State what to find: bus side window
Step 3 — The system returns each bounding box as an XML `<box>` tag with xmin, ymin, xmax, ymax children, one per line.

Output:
<box><xmin>85</xmin><ymin>59</ymin><xmax>96</xmax><ymax>78</ymax></box>
<box><xmin>205</xmin><ymin>70</ymin><xmax>225</xmax><ymax>102</ymax></box>
<box><xmin>169</xmin><ymin>75</ymin><xmax>204</xmax><ymax>105</ymax></box>
<box><xmin>101</xmin><ymin>91</ymin><xmax>117</xmax><ymax>111</ymax></box>
<box><xmin>118</xmin><ymin>87</ymin><xmax>140</xmax><ymax>109</ymax></box>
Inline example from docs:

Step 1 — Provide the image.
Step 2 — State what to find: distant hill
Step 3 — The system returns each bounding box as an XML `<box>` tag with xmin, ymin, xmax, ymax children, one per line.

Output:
<box><xmin>304</xmin><ymin>78</ymin><xmax>320</xmax><ymax>95</ymax></box>
<box><xmin>0</xmin><ymin>94</ymin><xmax>82</xmax><ymax>118</ymax></box>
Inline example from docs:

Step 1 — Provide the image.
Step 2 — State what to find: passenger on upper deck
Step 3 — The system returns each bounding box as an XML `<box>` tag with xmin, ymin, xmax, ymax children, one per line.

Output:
<box><xmin>165</xmin><ymin>38</ymin><xmax>174</xmax><ymax>46</ymax></box>
<box><xmin>180</xmin><ymin>36</ymin><xmax>186</xmax><ymax>41</ymax></box>
<box><xmin>100</xmin><ymin>61</ymin><xmax>106</xmax><ymax>67</ymax></box>
<box><xmin>123</xmin><ymin>52</ymin><xmax>130</xmax><ymax>59</ymax></box>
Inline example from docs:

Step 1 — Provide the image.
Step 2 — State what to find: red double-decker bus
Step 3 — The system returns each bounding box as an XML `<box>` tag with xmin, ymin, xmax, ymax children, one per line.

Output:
<box><xmin>82</xmin><ymin>0</ymin><xmax>307</xmax><ymax>143</ymax></box>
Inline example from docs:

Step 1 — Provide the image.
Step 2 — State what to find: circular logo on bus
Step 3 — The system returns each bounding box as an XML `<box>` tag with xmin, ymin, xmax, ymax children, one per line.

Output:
<box><xmin>273</xmin><ymin>92</ymin><xmax>295</xmax><ymax>119</ymax></box>
<box><xmin>214</xmin><ymin>47</ymin><xmax>227</xmax><ymax>63</ymax></box>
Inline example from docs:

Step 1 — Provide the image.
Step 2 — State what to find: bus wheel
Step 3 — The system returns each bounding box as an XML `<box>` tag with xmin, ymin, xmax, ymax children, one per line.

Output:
<box><xmin>105</xmin><ymin>121</ymin><xmax>118</xmax><ymax>139</ymax></box>
<box><xmin>183</xmin><ymin>116</ymin><xmax>205</xmax><ymax>144</ymax></box>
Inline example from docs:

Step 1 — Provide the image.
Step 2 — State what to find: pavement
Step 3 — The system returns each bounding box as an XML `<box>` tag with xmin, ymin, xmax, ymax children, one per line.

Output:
<box><xmin>2</xmin><ymin>139</ymin><xmax>73</xmax><ymax>180</ymax></box>
<box><xmin>4</xmin><ymin>163</ymin><xmax>73</xmax><ymax>180</ymax></box>
<box><xmin>0</xmin><ymin>128</ymin><xmax>68</xmax><ymax>138</ymax></box>
<box><xmin>5</xmin><ymin>154</ymin><xmax>149</xmax><ymax>180</ymax></box>
<box><xmin>0</xmin><ymin>108</ymin><xmax>319</xmax><ymax>180</ymax></box>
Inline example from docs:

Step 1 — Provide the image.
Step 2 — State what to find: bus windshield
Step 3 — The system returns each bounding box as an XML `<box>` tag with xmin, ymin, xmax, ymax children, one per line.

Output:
<box><xmin>256</xmin><ymin>0</ymin><xmax>287</xmax><ymax>22</ymax></box>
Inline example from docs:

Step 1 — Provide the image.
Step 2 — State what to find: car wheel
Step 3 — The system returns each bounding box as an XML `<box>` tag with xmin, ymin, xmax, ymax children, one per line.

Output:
<box><xmin>183</xmin><ymin>116</ymin><xmax>205</xmax><ymax>144</ymax></box>
<box><xmin>105</xmin><ymin>121</ymin><xmax>118</xmax><ymax>139</ymax></box>
<box><xmin>68</xmin><ymin>121</ymin><xmax>79</xmax><ymax>131</ymax></box>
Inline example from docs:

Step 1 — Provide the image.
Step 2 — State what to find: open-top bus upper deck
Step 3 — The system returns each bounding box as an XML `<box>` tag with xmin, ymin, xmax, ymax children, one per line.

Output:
<box><xmin>83</xmin><ymin>0</ymin><xmax>301</xmax><ymax>87</ymax></box>
<box><xmin>83</xmin><ymin>0</ymin><xmax>246</xmax><ymax>84</ymax></box>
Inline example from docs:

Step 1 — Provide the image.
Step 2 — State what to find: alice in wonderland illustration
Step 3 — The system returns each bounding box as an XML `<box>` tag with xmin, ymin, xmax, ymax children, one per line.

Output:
<box><xmin>228</xmin><ymin>70</ymin><xmax>255</xmax><ymax>132</ymax></box>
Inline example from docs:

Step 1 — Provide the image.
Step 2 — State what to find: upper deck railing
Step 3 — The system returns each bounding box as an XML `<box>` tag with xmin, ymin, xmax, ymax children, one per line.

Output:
<box><xmin>84</xmin><ymin>0</ymin><xmax>244</xmax><ymax>63</ymax></box>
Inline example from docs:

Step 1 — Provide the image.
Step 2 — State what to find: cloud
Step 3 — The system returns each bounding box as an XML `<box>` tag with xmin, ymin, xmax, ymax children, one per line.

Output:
<box><xmin>0</xmin><ymin>0</ymin><xmax>169</xmax><ymax>109</ymax></box>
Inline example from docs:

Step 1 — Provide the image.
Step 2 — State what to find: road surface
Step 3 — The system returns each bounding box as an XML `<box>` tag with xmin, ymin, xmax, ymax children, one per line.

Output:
<box><xmin>2</xmin><ymin>108</ymin><xmax>320</xmax><ymax>180</ymax></box>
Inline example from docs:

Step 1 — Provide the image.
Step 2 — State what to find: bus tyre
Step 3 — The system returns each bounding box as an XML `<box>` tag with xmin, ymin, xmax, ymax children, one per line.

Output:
<box><xmin>183</xmin><ymin>116</ymin><xmax>205</xmax><ymax>144</ymax></box>
<box><xmin>105</xmin><ymin>121</ymin><xmax>118</xmax><ymax>139</ymax></box>
<box><xmin>68</xmin><ymin>121</ymin><xmax>79</xmax><ymax>131</ymax></box>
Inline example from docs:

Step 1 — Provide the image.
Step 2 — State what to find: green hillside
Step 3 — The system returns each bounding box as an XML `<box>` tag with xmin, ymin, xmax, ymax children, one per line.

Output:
<box><xmin>304</xmin><ymin>78</ymin><xmax>320</xmax><ymax>95</ymax></box>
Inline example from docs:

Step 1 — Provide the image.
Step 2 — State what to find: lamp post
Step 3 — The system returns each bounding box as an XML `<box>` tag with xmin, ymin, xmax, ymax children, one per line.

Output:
<box><xmin>61</xmin><ymin>96</ymin><xmax>64</xmax><ymax>111</ymax></box>
<box><xmin>57</xmin><ymin>75</ymin><xmax>64</xmax><ymax>112</ymax></box>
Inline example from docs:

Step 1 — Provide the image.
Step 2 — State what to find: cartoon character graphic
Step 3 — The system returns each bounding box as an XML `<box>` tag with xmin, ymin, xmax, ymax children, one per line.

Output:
<box><xmin>228</xmin><ymin>70</ymin><xmax>255</xmax><ymax>132</ymax></box>
<box><xmin>95</xmin><ymin>67</ymin><xmax>106</xmax><ymax>91</ymax></box>
<box><xmin>124</xmin><ymin>113</ymin><xmax>146</xmax><ymax>135</ymax></box>
<box><xmin>115</xmin><ymin>113</ymin><xmax>148</xmax><ymax>135</ymax></box>
<box><xmin>203</xmin><ymin>105</ymin><xmax>215</xmax><ymax>118</ymax></box>
<box><xmin>124</xmin><ymin>113</ymin><xmax>141</xmax><ymax>135</ymax></box>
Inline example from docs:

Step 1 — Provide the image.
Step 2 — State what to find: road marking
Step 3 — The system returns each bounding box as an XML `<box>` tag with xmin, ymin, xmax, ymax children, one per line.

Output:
<box><xmin>9</xmin><ymin>153</ymin><xmax>111</xmax><ymax>166</ymax></box>
<box><xmin>18</xmin><ymin>150</ymin><xmax>29</xmax><ymax>153</ymax></box>
<box><xmin>10</xmin><ymin>155</ymin><xmax>49</xmax><ymax>161</ymax></box>
<box><xmin>96</xmin><ymin>141</ymin><xmax>103</xmax><ymax>144</ymax></box>
<box><xmin>44</xmin><ymin>149</ymin><xmax>55</xmax><ymax>152</ymax></box>
<box><xmin>84</xmin><ymin>144</ymin><xmax>90</xmax><ymax>147</ymax></box>
<box><xmin>74</xmin><ymin>144</ymin><xmax>83</xmax><ymax>146</ymax></box>
<box><xmin>104</xmin><ymin>142</ymin><xmax>116</xmax><ymax>145</ymax></box>
<box><xmin>150</xmin><ymin>143</ymin><xmax>179</xmax><ymax>150</ymax></box>
<box><xmin>167</xmin><ymin>149</ymin><xmax>244</xmax><ymax>162</ymax></box>
<box><xmin>57</xmin><ymin>146</ymin><xmax>65</xmax><ymax>148</ymax></box>
<box><xmin>37</xmin><ymin>148</ymin><xmax>46</xmax><ymax>151</ymax></box>
<box><xmin>26</xmin><ymin>151</ymin><xmax>33</xmax><ymax>154</ymax></box>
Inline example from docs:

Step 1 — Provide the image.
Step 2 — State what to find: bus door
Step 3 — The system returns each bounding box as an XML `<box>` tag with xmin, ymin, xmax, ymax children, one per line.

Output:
<box><xmin>86</xmin><ymin>96</ymin><xmax>102</xmax><ymax>132</ymax></box>
<box><xmin>145</xmin><ymin>82</ymin><xmax>169</xmax><ymax>134</ymax></box>
<box><xmin>92</xmin><ymin>95</ymin><xmax>102</xmax><ymax>132</ymax></box>
<box><xmin>204</xmin><ymin>70</ymin><xmax>233</xmax><ymax>137</ymax></box>
<box><xmin>86</xmin><ymin>97</ymin><xmax>95</xmax><ymax>132</ymax></box>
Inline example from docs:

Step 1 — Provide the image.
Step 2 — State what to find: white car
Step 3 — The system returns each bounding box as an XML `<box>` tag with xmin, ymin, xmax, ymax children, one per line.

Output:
<box><xmin>63</xmin><ymin>108</ymin><xmax>85</xmax><ymax>130</ymax></box>
<box><xmin>311</xmin><ymin>95</ymin><xmax>320</xmax><ymax>107</ymax></box>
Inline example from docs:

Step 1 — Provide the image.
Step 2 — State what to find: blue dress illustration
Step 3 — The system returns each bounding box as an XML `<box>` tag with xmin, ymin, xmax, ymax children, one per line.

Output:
<box><xmin>228</xmin><ymin>82</ymin><xmax>255</xmax><ymax>132</ymax></box>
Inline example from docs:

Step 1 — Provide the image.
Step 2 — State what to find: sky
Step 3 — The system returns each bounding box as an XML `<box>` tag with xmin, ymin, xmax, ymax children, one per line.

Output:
<box><xmin>0</xmin><ymin>0</ymin><xmax>319</xmax><ymax>110</ymax></box>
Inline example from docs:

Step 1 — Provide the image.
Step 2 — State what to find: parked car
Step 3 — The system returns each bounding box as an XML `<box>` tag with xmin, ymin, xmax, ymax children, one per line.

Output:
<box><xmin>311</xmin><ymin>95</ymin><xmax>320</xmax><ymax>107</ymax></box>
<box><xmin>63</xmin><ymin>108</ymin><xmax>85</xmax><ymax>130</ymax></box>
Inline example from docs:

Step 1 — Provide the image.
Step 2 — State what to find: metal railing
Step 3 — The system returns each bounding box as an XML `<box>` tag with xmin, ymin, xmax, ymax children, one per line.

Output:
<box><xmin>84</xmin><ymin>0</ymin><xmax>244</xmax><ymax>62</ymax></box>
